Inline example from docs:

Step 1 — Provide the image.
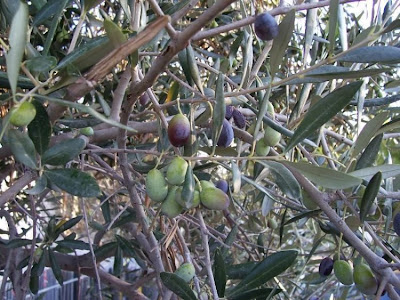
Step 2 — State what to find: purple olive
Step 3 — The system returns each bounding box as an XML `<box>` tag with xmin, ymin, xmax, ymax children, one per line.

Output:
<box><xmin>168</xmin><ymin>114</ymin><xmax>190</xmax><ymax>147</ymax></box>
<box><xmin>254</xmin><ymin>12</ymin><xmax>279</xmax><ymax>41</ymax></box>
<box><xmin>232</xmin><ymin>109</ymin><xmax>246</xmax><ymax>129</ymax></box>
<box><xmin>139</xmin><ymin>92</ymin><xmax>150</xmax><ymax>106</ymax></box>
<box><xmin>319</xmin><ymin>257</ymin><xmax>334</xmax><ymax>277</ymax></box>
<box><xmin>225</xmin><ymin>106</ymin><xmax>234</xmax><ymax>119</ymax></box>
<box><xmin>215</xmin><ymin>180</ymin><xmax>229</xmax><ymax>194</ymax></box>
<box><xmin>217</xmin><ymin>119</ymin><xmax>234</xmax><ymax>147</ymax></box>
<box><xmin>393</xmin><ymin>213</ymin><xmax>400</xmax><ymax>237</ymax></box>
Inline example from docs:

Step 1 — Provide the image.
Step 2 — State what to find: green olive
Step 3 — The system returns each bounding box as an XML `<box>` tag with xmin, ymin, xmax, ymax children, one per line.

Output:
<box><xmin>333</xmin><ymin>260</ymin><xmax>354</xmax><ymax>285</ymax></box>
<box><xmin>9</xmin><ymin>102</ymin><xmax>36</xmax><ymax>127</ymax></box>
<box><xmin>174</xmin><ymin>262</ymin><xmax>195</xmax><ymax>283</ymax></box>
<box><xmin>161</xmin><ymin>186</ymin><xmax>183</xmax><ymax>218</ymax></box>
<box><xmin>166</xmin><ymin>157</ymin><xmax>188</xmax><ymax>185</ymax></box>
<box><xmin>200</xmin><ymin>187</ymin><xmax>230</xmax><ymax>210</ymax></box>
<box><xmin>146</xmin><ymin>169</ymin><xmax>168</xmax><ymax>202</ymax></box>
<box><xmin>353</xmin><ymin>263</ymin><xmax>378</xmax><ymax>295</ymax></box>
<box><xmin>264</xmin><ymin>126</ymin><xmax>281</xmax><ymax>147</ymax></box>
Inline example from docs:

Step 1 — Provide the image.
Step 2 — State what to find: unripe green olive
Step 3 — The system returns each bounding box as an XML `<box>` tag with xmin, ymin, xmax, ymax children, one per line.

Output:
<box><xmin>200</xmin><ymin>187</ymin><xmax>230</xmax><ymax>210</ymax></box>
<box><xmin>174</xmin><ymin>262</ymin><xmax>195</xmax><ymax>283</ymax></box>
<box><xmin>161</xmin><ymin>186</ymin><xmax>183</xmax><ymax>218</ymax></box>
<box><xmin>166</xmin><ymin>157</ymin><xmax>188</xmax><ymax>185</ymax></box>
<box><xmin>264</xmin><ymin>126</ymin><xmax>281</xmax><ymax>147</ymax></box>
<box><xmin>9</xmin><ymin>101</ymin><xmax>36</xmax><ymax>127</ymax></box>
<box><xmin>146</xmin><ymin>169</ymin><xmax>168</xmax><ymax>202</ymax></box>
<box><xmin>175</xmin><ymin>187</ymin><xmax>200</xmax><ymax>208</ymax></box>
<box><xmin>353</xmin><ymin>263</ymin><xmax>378</xmax><ymax>295</ymax></box>
<box><xmin>267</xmin><ymin>101</ymin><xmax>275</xmax><ymax>118</ymax></box>
<box><xmin>80</xmin><ymin>127</ymin><xmax>94</xmax><ymax>136</ymax></box>
<box><xmin>333</xmin><ymin>260</ymin><xmax>353</xmax><ymax>285</ymax></box>
<box><xmin>198</xmin><ymin>180</ymin><xmax>215</xmax><ymax>191</ymax></box>
<box><xmin>255</xmin><ymin>139</ymin><xmax>270</xmax><ymax>156</ymax></box>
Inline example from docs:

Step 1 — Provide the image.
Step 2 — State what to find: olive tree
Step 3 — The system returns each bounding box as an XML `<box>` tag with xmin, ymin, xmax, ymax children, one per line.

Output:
<box><xmin>1</xmin><ymin>0</ymin><xmax>400</xmax><ymax>299</ymax></box>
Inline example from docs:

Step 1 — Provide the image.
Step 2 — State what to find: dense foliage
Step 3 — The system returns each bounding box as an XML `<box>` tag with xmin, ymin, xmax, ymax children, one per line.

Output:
<box><xmin>1</xmin><ymin>0</ymin><xmax>400</xmax><ymax>299</ymax></box>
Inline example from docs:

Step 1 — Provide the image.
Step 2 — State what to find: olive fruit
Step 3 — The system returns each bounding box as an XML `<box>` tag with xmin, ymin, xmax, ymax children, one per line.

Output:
<box><xmin>168</xmin><ymin>114</ymin><xmax>190</xmax><ymax>147</ymax></box>
<box><xmin>267</xmin><ymin>101</ymin><xmax>275</xmax><ymax>118</ymax></box>
<box><xmin>80</xmin><ymin>127</ymin><xmax>94</xmax><ymax>136</ymax></box>
<box><xmin>174</xmin><ymin>262</ymin><xmax>196</xmax><ymax>283</ymax></box>
<box><xmin>146</xmin><ymin>169</ymin><xmax>168</xmax><ymax>202</ymax></box>
<box><xmin>393</xmin><ymin>212</ymin><xmax>400</xmax><ymax>236</ymax></box>
<box><xmin>254</xmin><ymin>12</ymin><xmax>279</xmax><ymax>41</ymax></box>
<box><xmin>264</xmin><ymin>126</ymin><xmax>281</xmax><ymax>147</ymax></box>
<box><xmin>333</xmin><ymin>260</ymin><xmax>353</xmax><ymax>285</ymax></box>
<box><xmin>161</xmin><ymin>186</ymin><xmax>183</xmax><ymax>218</ymax></box>
<box><xmin>215</xmin><ymin>180</ymin><xmax>229</xmax><ymax>194</ymax></box>
<box><xmin>166</xmin><ymin>157</ymin><xmax>188</xmax><ymax>185</ymax></box>
<box><xmin>175</xmin><ymin>187</ymin><xmax>200</xmax><ymax>208</ymax></box>
<box><xmin>200</xmin><ymin>187</ymin><xmax>230</xmax><ymax>210</ymax></box>
<box><xmin>225</xmin><ymin>105</ymin><xmax>234</xmax><ymax>119</ymax></box>
<box><xmin>9</xmin><ymin>101</ymin><xmax>37</xmax><ymax>127</ymax></box>
<box><xmin>199</xmin><ymin>180</ymin><xmax>215</xmax><ymax>190</ymax></box>
<box><xmin>255</xmin><ymin>139</ymin><xmax>271</xmax><ymax>156</ymax></box>
<box><xmin>319</xmin><ymin>257</ymin><xmax>334</xmax><ymax>277</ymax></box>
<box><xmin>232</xmin><ymin>109</ymin><xmax>246</xmax><ymax>129</ymax></box>
<box><xmin>217</xmin><ymin>119</ymin><xmax>234</xmax><ymax>147</ymax></box>
<box><xmin>139</xmin><ymin>92</ymin><xmax>150</xmax><ymax>106</ymax></box>
<box><xmin>353</xmin><ymin>263</ymin><xmax>378</xmax><ymax>295</ymax></box>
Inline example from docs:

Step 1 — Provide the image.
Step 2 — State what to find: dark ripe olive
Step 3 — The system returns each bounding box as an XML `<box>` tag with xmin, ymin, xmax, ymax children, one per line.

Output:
<box><xmin>215</xmin><ymin>180</ymin><xmax>229</xmax><ymax>194</ymax></box>
<box><xmin>232</xmin><ymin>109</ymin><xmax>246</xmax><ymax>129</ymax></box>
<box><xmin>168</xmin><ymin>114</ymin><xmax>190</xmax><ymax>147</ymax></box>
<box><xmin>225</xmin><ymin>105</ymin><xmax>234</xmax><ymax>119</ymax></box>
<box><xmin>254</xmin><ymin>12</ymin><xmax>279</xmax><ymax>41</ymax></box>
<box><xmin>217</xmin><ymin>119</ymin><xmax>234</xmax><ymax>147</ymax></box>
<box><xmin>139</xmin><ymin>92</ymin><xmax>150</xmax><ymax>106</ymax></box>
<box><xmin>393</xmin><ymin>212</ymin><xmax>400</xmax><ymax>237</ymax></box>
<box><xmin>319</xmin><ymin>257</ymin><xmax>334</xmax><ymax>277</ymax></box>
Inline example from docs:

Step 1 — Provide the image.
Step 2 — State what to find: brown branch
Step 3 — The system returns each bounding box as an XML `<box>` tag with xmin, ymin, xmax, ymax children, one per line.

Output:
<box><xmin>285</xmin><ymin>164</ymin><xmax>400</xmax><ymax>290</ymax></box>
<box><xmin>0</xmin><ymin>171</ymin><xmax>37</xmax><ymax>208</ymax></box>
<box><xmin>192</xmin><ymin>0</ymin><xmax>365</xmax><ymax>41</ymax></box>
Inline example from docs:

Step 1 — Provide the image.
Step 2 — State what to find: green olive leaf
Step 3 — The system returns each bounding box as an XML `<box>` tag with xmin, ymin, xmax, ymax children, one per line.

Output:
<box><xmin>6</xmin><ymin>1</ymin><xmax>29</xmax><ymax>97</ymax></box>
<box><xmin>360</xmin><ymin>171</ymin><xmax>382</xmax><ymax>222</ymax></box>
<box><xmin>286</xmin><ymin>81</ymin><xmax>363</xmax><ymax>151</ymax></box>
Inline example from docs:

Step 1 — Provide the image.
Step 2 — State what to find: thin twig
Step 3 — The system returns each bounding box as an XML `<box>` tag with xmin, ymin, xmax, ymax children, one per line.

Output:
<box><xmin>196</xmin><ymin>210</ymin><xmax>219</xmax><ymax>300</ymax></box>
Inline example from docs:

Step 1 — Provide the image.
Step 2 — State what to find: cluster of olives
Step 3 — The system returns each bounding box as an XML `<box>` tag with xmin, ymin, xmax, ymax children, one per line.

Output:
<box><xmin>318</xmin><ymin>257</ymin><xmax>378</xmax><ymax>295</ymax></box>
<box><xmin>145</xmin><ymin>157</ymin><xmax>230</xmax><ymax>218</ymax></box>
<box><xmin>254</xmin><ymin>102</ymin><xmax>282</xmax><ymax>156</ymax></box>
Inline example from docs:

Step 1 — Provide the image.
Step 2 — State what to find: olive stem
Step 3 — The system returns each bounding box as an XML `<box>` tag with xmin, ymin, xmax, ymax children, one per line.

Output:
<box><xmin>196</xmin><ymin>210</ymin><xmax>220</xmax><ymax>300</ymax></box>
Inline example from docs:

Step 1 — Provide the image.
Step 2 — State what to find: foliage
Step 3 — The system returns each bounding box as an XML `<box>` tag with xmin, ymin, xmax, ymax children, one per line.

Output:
<box><xmin>0</xmin><ymin>0</ymin><xmax>400</xmax><ymax>299</ymax></box>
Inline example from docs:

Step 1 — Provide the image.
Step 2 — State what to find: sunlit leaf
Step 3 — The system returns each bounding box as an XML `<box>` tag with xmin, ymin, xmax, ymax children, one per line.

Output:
<box><xmin>284</xmin><ymin>162</ymin><xmax>362</xmax><ymax>189</ymax></box>
<box><xmin>286</xmin><ymin>81</ymin><xmax>362</xmax><ymax>150</ymax></box>
<box><xmin>6</xmin><ymin>1</ymin><xmax>28</xmax><ymax>97</ymax></box>
<box><xmin>337</xmin><ymin>46</ymin><xmax>400</xmax><ymax>64</ymax></box>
